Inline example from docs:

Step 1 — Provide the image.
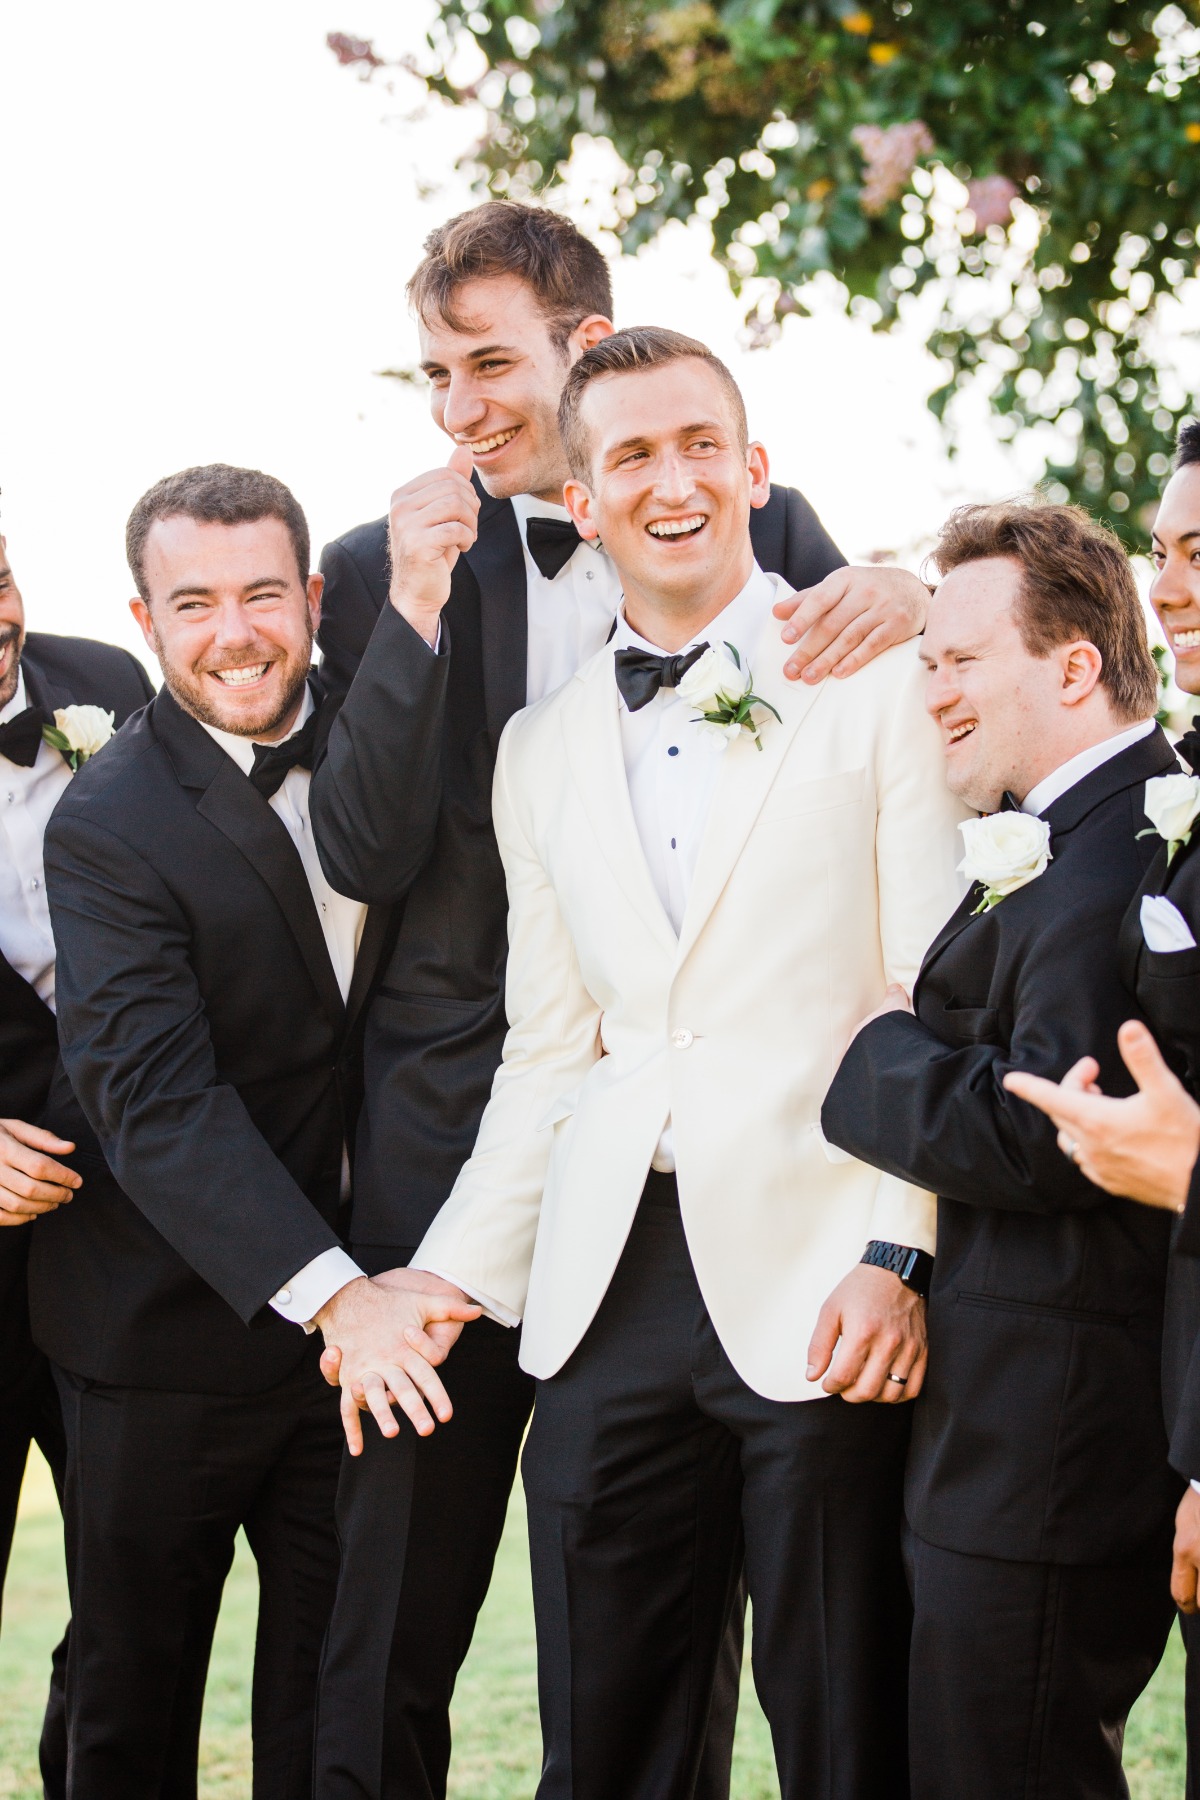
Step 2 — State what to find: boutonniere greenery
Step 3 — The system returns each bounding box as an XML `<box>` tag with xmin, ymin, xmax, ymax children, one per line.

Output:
<box><xmin>1140</xmin><ymin>772</ymin><xmax>1200</xmax><ymax>865</ymax></box>
<box><xmin>958</xmin><ymin>812</ymin><xmax>1052</xmax><ymax>914</ymax></box>
<box><xmin>676</xmin><ymin>642</ymin><xmax>780</xmax><ymax>752</ymax></box>
<box><xmin>43</xmin><ymin>705</ymin><xmax>115</xmax><ymax>772</ymax></box>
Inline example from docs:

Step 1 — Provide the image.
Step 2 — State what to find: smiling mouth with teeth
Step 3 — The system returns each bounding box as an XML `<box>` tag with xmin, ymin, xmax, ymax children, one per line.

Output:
<box><xmin>646</xmin><ymin>514</ymin><xmax>707</xmax><ymax>540</ymax></box>
<box><xmin>946</xmin><ymin>720</ymin><xmax>977</xmax><ymax>745</ymax></box>
<box><xmin>465</xmin><ymin>427</ymin><xmax>520</xmax><ymax>455</ymax></box>
<box><xmin>1173</xmin><ymin>630</ymin><xmax>1200</xmax><ymax>651</ymax></box>
<box><xmin>211</xmin><ymin>664</ymin><xmax>271</xmax><ymax>688</ymax></box>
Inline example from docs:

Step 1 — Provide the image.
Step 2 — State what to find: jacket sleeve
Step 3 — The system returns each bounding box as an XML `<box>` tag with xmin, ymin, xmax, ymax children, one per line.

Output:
<box><xmin>822</xmin><ymin>897</ymin><xmax>1137</xmax><ymax>1215</ymax></box>
<box><xmin>43</xmin><ymin>811</ymin><xmax>340</xmax><ymax>1321</ymax></box>
<box><xmin>411</xmin><ymin>720</ymin><xmax>602</xmax><ymax>1316</ymax></box>
<box><xmin>780</xmin><ymin>485</ymin><xmax>847</xmax><ymax>589</ymax></box>
<box><xmin>860</xmin><ymin>648</ymin><xmax>968</xmax><ymax>1250</ymax></box>
<box><xmin>308</xmin><ymin>550</ymin><xmax>450</xmax><ymax>905</ymax></box>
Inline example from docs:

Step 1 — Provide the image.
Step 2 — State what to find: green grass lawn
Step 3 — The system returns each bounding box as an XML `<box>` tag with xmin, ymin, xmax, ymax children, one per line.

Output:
<box><xmin>0</xmin><ymin>1448</ymin><xmax>1186</xmax><ymax>1798</ymax></box>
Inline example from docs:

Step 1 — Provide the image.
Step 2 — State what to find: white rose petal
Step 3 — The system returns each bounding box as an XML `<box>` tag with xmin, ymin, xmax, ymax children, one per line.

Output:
<box><xmin>676</xmin><ymin>644</ymin><xmax>751</xmax><ymax>713</ymax></box>
<box><xmin>53</xmin><ymin>705</ymin><xmax>115</xmax><ymax>759</ymax></box>
<box><xmin>1144</xmin><ymin>772</ymin><xmax>1200</xmax><ymax>846</ymax></box>
<box><xmin>958</xmin><ymin>812</ymin><xmax>1051</xmax><ymax>897</ymax></box>
<box><xmin>695</xmin><ymin>716</ymin><xmax>744</xmax><ymax>751</ymax></box>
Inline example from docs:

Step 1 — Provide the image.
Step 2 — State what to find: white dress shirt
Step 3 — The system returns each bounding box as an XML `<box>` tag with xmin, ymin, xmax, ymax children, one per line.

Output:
<box><xmin>616</xmin><ymin>564</ymin><xmax>777</xmax><ymax>1172</ymax></box>
<box><xmin>0</xmin><ymin>671</ymin><xmax>72</xmax><ymax>1009</ymax></box>
<box><xmin>509</xmin><ymin>494</ymin><xmax>623</xmax><ymax>704</ymax></box>
<box><xmin>198</xmin><ymin>689</ymin><xmax>368</xmax><ymax>1327</ymax></box>
<box><xmin>1019</xmin><ymin>718</ymin><xmax>1157</xmax><ymax>818</ymax></box>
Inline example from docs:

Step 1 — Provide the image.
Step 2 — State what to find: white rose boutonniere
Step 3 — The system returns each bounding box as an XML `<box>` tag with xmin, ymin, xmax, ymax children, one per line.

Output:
<box><xmin>1141</xmin><ymin>772</ymin><xmax>1200</xmax><ymax>864</ymax></box>
<box><xmin>958</xmin><ymin>812</ymin><xmax>1052</xmax><ymax>914</ymax></box>
<box><xmin>676</xmin><ymin>641</ymin><xmax>781</xmax><ymax>752</ymax></box>
<box><xmin>43</xmin><ymin>704</ymin><xmax>116</xmax><ymax>772</ymax></box>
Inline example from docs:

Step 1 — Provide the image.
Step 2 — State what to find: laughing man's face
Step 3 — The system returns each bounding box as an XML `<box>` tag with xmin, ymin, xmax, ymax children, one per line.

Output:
<box><xmin>0</xmin><ymin>541</ymin><xmax>26</xmax><ymax>712</ymax></box>
<box><xmin>130</xmin><ymin>515</ymin><xmax>319</xmax><ymax>741</ymax></box>
<box><xmin>1150</xmin><ymin>463</ymin><xmax>1200</xmax><ymax>698</ymax></box>
<box><xmin>562</xmin><ymin>358</ymin><xmax>768</xmax><ymax>629</ymax></box>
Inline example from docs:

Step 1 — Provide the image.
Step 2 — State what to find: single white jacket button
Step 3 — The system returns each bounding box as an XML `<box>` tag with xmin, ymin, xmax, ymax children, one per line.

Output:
<box><xmin>671</xmin><ymin>1027</ymin><xmax>694</xmax><ymax>1050</ymax></box>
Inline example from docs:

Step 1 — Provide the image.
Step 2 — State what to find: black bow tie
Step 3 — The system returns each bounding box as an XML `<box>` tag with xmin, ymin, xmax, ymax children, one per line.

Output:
<box><xmin>525</xmin><ymin>516</ymin><xmax>582</xmax><ymax>580</ymax></box>
<box><xmin>1177</xmin><ymin>725</ymin><xmax>1200</xmax><ymax>777</ymax></box>
<box><xmin>1000</xmin><ymin>790</ymin><xmax>1022</xmax><ymax>813</ymax></box>
<box><xmin>614</xmin><ymin>643</ymin><xmax>710</xmax><ymax>714</ymax></box>
<box><xmin>249</xmin><ymin>711</ymin><xmax>318</xmax><ymax>799</ymax></box>
<box><xmin>0</xmin><ymin>704</ymin><xmax>49</xmax><ymax>768</ymax></box>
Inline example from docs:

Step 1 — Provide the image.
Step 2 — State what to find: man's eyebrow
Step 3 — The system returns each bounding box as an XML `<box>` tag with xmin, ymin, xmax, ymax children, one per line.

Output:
<box><xmin>419</xmin><ymin>342</ymin><xmax>519</xmax><ymax>371</ymax></box>
<box><xmin>1153</xmin><ymin>528</ymin><xmax>1200</xmax><ymax>546</ymax></box>
<box><xmin>166</xmin><ymin>577</ymin><xmax>288</xmax><ymax>602</ymax></box>
<box><xmin>604</xmin><ymin>419</ymin><xmax>726</xmax><ymax>459</ymax></box>
<box><xmin>0</xmin><ymin>564</ymin><xmax>10</xmax><ymax>582</ymax></box>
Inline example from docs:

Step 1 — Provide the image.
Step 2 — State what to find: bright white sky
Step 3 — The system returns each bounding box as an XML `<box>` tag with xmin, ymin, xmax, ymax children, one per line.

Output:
<box><xmin>0</xmin><ymin>0</ymin><xmax>1075</xmax><ymax>671</ymax></box>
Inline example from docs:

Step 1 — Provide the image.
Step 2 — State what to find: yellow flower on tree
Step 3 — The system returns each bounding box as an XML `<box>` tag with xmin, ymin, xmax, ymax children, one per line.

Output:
<box><xmin>1186</xmin><ymin>122</ymin><xmax>1200</xmax><ymax>144</ymax></box>
<box><xmin>841</xmin><ymin>11</ymin><xmax>872</xmax><ymax>34</ymax></box>
<box><xmin>869</xmin><ymin>42</ymin><xmax>900</xmax><ymax>64</ymax></box>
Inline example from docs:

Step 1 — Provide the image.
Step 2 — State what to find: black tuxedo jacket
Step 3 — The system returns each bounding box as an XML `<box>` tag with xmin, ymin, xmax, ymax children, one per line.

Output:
<box><xmin>309</xmin><ymin>481</ymin><xmax>845</xmax><ymax>1249</ymax></box>
<box><xmin>823</xmin><ymin>731</ymin><xmax>1183</xmax><ymax>1565</ymax></box>
<box><xmin>0</xmin><ymin>632</ymin><xmax>153</xmax><ymax>1372</ymax></box>
<box><xmin>0</xmin><ymin>633</ymin><xmax>153</xmax><ymax>1123</ymax></box>
<box><xmin>1118</xmin><ymin>748</ymin><xmax>1200</xmax><ymax>1481</ymax></box>
<box><xmin>32</xmin><ymin>682</ymin><xmax>391</xmax><ymax>1394</ymax></box>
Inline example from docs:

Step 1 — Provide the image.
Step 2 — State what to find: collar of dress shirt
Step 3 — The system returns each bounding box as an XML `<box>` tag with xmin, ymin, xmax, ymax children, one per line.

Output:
<box><xmin>510</xmin><ymin>491</ymin><xmax>579</xmax><ymax>533</ymax></box>
<box><xmin>1</xmin><ymin>669</ymin><xmax>28</xmax><ymax>725</ymax></box>
<box><xmin>197</xmin><ymin>682</ymin><xmax>314</xmax><ymax>774</ymax></box>
<box><xmin>612</xmin><ymin>560</ymin><xmax>775</xmax><ymax>675</ymax></box>
<box><xmin>1020</xmin><ymin>716</ymin><xmax>1157</xmax><ymax>818</ymax></box>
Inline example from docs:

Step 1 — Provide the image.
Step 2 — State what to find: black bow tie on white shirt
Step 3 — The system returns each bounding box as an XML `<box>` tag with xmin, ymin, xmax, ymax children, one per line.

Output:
<box><xmin>0</xmin><ymin>705</ymin><xmax>48</xmax><ymax>768</ymax></box>
<box><xmin>249</xmin><ymin>711</ymin><xmax>319</xmax><ymax>800</ymax></box>
<box><xmin>525</xmin><ymin>516</ymin><xmax>582</xmax><ymax>580</ymax></box>
<box><xmin>614</xmin><ymin>643</ymin><xmax>710</xmax><ymax>714</ymax></box>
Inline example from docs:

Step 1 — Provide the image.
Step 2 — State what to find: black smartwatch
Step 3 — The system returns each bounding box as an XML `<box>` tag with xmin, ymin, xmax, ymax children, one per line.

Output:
<box><xmin>860</xmin><ymin>1239</ymin><xmax>934</xmax><ymax>1302</ymax></box>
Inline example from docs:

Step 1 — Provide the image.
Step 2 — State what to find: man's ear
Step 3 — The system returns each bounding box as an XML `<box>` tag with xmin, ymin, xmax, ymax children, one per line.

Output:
<box><xmin>1060</xmin><ymin>639</ymin><xmax>1105</xmax><ymax>706</ymax></box>
<box><xmin>568</xmin><ymin>315</ymin><xmax>615</xmax><ymax>363</ymax></box>
<box><xmin>563</xmin><ymin>477</ymin><xmax>600</xmax><ymax>541</ymax></box>
<box><xmin>307</xmin><ymin>572</ymin><xmax>324</xmax><ymax>638</ymax></box>
<box><xmin>747</xmin><ymin>441</ymin><xmax>771</xmax><ymax>511</ymax></box>
<box><xmin>129</xmin><ymin>596</ymin><xmax>157</xmax><ymax>656</ymax></box>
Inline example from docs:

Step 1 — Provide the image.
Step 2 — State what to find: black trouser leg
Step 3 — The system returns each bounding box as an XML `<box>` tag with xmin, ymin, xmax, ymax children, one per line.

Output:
<box><xmin>523</xmin><ymin>1176</ymin><xmax>911</xmax><ymax>1800</ymax></box>
<box><xmin>905</xmin><ymin>1529</ymin><xmax>1176</xmax><ymax>1800</ymax></box>
<box><xmin>55</xmin><ymin>1353</ymin><xmax>340</xmax><ymax>1800</ymax></box>
<box><xmin>1181</xmin><ymin>1611</ymin><xmax>1200</xmax><ymax>1800</ymax></box>
<box><xmin>314</xmin><ymin>1256</ymin><xmax>536</xmax><ymax>1800</ymax></box>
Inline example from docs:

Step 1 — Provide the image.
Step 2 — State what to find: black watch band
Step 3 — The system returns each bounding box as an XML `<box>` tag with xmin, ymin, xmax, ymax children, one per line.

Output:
<box><xmin>861</xmin><ymin>1239</ymin><xmax>934</xmax><ymax>1301</ymax></box>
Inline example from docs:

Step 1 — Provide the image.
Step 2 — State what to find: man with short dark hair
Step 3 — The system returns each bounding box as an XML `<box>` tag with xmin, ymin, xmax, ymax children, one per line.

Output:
<box><xmin>0</xmin><ymin>531</ymin><xmax>152</xmax><ymax>1798</ymax></box>
<box><xmin>822</xmin><ymin>499</ymin><xmax>1181</xmax><ymax>1798</ymax></box>
<box><xmin>399</xmin><ymin>325</ymin><xmax>965</xmax><ymax>1800</ymax></box>
<box><xmin>34</xmin><ymin>466</ymin><xmax>472</xmax><ymax>1800</ymax></box>
<box><xmin>307</xmin><ymin>199</ymin><xmax>936</xmax><ymax>1800</ymax></box>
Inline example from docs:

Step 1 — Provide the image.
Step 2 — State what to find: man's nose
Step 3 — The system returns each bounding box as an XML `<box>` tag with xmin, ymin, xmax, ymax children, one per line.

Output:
<box><xmin>1150</xmin><ymin>556</ymin><xmax>1193</xmax><ymax>613</ymax></box>
<box><xmin>651</xmin><ymin>453</ymin><xmax>693</xmax><ymax>506</ymax></box>
<box><xmin>211</xmin><ymin>601</ymin><xmax>260</xmax><ymax>648</ymax></box>
<box><xmin>440</xmin><ymin>374</ymin><xmax>488</xmax><ymax>439</ymax></box>
<box><xmin>924</xmin><ymin>667</ymin><xmax>956</xmax><ymax>718</ymax></box>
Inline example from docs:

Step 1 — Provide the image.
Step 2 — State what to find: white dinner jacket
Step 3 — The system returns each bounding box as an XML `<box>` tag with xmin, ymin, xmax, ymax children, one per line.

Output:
<box><xmin>416</xmin><ymin>578</ymin><xmax>967</xmax><ymax>1400</ymax></box>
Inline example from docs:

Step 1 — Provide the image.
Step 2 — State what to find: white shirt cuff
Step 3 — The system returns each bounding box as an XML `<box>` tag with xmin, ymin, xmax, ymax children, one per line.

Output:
<box><xmin>1190</xmin><ymin>1478</ymin><xmax>1200</xmax><ymax>1497</ymax></box>
<box><xmin>415</xmin><ymin>1265</ymin><xmax>520</xmax><ymax>1330</ymax></box>
<box><xmin>269</xmin><ymin>1246</ymin><xmax>365</xmax><ymax>1333</ymax></box>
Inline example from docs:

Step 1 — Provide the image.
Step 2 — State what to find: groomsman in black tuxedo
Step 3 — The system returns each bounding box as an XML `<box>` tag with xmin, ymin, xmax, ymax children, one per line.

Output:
<box><xmin>822</xmin><ymin>499</ymin><xmax>1182</xmax><ymax>1799</ymax></box>
<box><xmin>0</xmin><ymin>532</ymin><xmax>152</xmax><ymax>1797</ymax></box>
<box><xmin>1005</xmin><ymin>420</ymin><xmax>1200</xmax><ymax>1795</ymax></box>
<box><xmin>34</xmin><ymin>466</ymin><xmax>472</xmax><ymax>1800</ymax></box>
<box><xmin>306</xmin><ymin>198</ymin><xmax>935</xmax><ymax>1800</ymax></box>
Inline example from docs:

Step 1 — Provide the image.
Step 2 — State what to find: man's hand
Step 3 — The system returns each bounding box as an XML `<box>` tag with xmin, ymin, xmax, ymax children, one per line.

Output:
<box><xmin>314</xmin><ymin>1272</ymin><xmax>481</xmax><ymax>1455</ymax></box>
<box><xmin>1003</xmin><ymin>1020</ymin><xmax>1200</xmax><ymax>1211</ymax></box>
<box><xmin>848</xmin><ymin>983</ymin><xmax>913</xmax><ymax>1047</ymax></box>
<box><xmin>806</xmin><ymin>1262</ymin><xmax>927</xmax><ymax>1403</ymax></box>
<box><xmin>1174</xmin><ymin>1486</ymin><xmax>1200</xmax><ymax>1613</ymax></box>
<box><xmin>775</xmin><ymin>565</ymin><xmax>929</xmax><ymax>684</ymax></box>
<box><xmin>387</xmin><ymin>445</ymin><xmax>480</xmax><ymax>646</ymax></box>
<box><xmin>0</xmin><ymin>1119</ymin><xmax>79</xmax><ymax>1226</ymax></box>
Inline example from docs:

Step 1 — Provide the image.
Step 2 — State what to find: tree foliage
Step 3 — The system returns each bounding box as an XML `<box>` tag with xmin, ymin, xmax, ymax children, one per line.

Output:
<box><xmin>334</xmin><ymin>3</ymin><xmax>1200</xmax><ymax>544</ymax></box>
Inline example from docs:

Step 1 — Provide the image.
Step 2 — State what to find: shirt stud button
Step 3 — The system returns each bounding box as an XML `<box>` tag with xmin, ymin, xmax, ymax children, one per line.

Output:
<box><xmin>667</xmin><ymin>746</ymin><xmax>679</xmax><ymax>757</ymax></box>
<box><xmin>276</xmin><ymin>1287</ymin><xmax>292</xmax><ymax>1304</ymax></box>
<box><xmin>671</xmin><ymin>1027</ymin><xmax>694</xmax><ymax>1050</ymax></box>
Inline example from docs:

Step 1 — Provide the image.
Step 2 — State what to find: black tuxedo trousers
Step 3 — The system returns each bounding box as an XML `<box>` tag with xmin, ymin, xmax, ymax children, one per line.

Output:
<box><xmin>823</xmin><ymin>732</ymin><xmax>1185</xmax><ymax>1796</ymax></box>
<box><xmin>308</xmin><ymin>483</ymin><xmax>845</xmax><ymax>1800</ymax></box>
<box><xmin>0</xmin><ymin>632</ymin><xmax>152</xmax><ymax>1800</ymax></box>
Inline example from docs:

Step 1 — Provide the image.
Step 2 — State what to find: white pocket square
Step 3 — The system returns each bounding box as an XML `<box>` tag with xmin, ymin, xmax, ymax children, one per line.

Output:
<box><xmin>1140</xmin><ymin>893</ymin><xmax>1198</xmax><ymax>953</ymax></box>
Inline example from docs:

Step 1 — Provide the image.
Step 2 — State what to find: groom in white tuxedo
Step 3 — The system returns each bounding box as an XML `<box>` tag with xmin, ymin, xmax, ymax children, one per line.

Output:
<box><xmin>411</xmin><ymin>327</ymin><xmax>965</xmax><ymax>1799</ymax></box>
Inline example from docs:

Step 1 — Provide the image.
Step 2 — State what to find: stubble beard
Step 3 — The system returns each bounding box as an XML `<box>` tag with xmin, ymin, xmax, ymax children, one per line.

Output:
<box><xmin>0</xmin><ymin>623</ymin><xmax>23</xmax><ymax>712</ymax></box>
<box><xmin>155</xmin><ymin>633</ymin><xmax>313</xmax><ymax>740</ymax></box>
